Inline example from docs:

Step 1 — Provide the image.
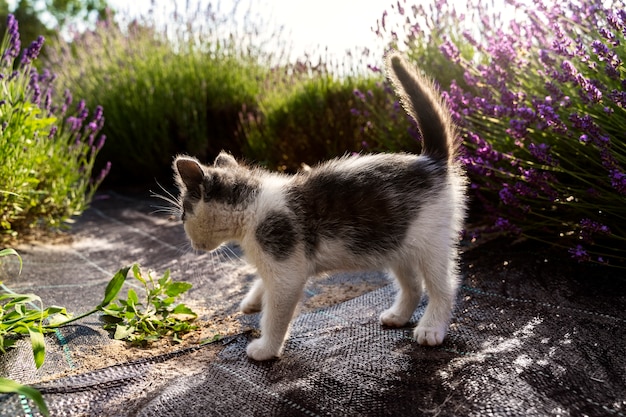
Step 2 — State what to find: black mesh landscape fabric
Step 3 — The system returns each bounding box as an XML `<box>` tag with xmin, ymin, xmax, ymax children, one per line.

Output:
<box><xmin>0</xmin><ymin>191</ymin><xmax>625</xmax><ymax>416</ymax></box>
<box><xmin>1</xmin><ymin>282</ymin><xmax>625</xmax><ymax>417</ymax></box>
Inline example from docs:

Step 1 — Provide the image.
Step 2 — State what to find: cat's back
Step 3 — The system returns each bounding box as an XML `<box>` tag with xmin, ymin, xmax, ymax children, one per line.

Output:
<box><xmin>290</xmin><ymin>152</ymin><xmax>446</xmax><ymax>199</ymax></box>
<box><xmin>271</xmin><ymin>153</ymin><xmax>450</xmax><ymax>259</ymax></box>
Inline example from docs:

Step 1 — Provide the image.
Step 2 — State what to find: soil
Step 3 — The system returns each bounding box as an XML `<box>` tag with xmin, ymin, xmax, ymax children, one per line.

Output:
<box><xmin>57</xmin><ymin>279</ymin><xmax>383</xmax><ymax>377</ymax></box>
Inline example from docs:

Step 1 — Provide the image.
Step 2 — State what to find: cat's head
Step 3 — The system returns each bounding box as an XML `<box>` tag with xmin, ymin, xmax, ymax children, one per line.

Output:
<box><xmin>173</xmin><ymin>152</ymin><xmax>258</xmax><ymax>251</ymax></box>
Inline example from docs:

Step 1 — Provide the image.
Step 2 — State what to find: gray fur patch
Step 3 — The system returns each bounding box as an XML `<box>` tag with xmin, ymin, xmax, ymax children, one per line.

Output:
<box><xmin>287</xmin><ymin>155</ymin><xmax>446</xmax><ymax>256</ymax></box>
<box><xmin>202</xmin><ymin>171</ymin><xmax>259</xmax><ymax>206</ymax></box>
<box><xmin>255</xmin><ymin>210</ymin><xmax>298</xmax><ymax>261</ymax></box>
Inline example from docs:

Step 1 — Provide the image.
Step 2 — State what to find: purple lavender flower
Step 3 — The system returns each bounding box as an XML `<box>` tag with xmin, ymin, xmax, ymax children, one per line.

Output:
<box><xmin>568</xmin><ymin>245</ymin><xmax>590</xmax><ymax>262</ymax></box>
<box><xmin>97</xmin><ymin>161</ymin><xmax>112</xmax><ymax>182</ymax></box>
<box><xmin>439</xmin><ymin>39</ymin><xmax>460</xmax><ymax>63</ymax></box>
<box><xmin>20</xmin><ymin>36</ymin><xmax>45</xmax><ymax>66</ymax></box>
<box><xmin>28</xmin><ymin>69</ymin><xmax>41</xmax><ymax>105</ymax></box>
<box><xmin>498</xmin><ymin>185</ymin><xmax>519</xmax><ymax>207</ymax></box>
<box><xmin>2</xmin><ymin>14</ymin><xmax>21</xmax><ymax>62</ymax></box>
<box><xmin>396</xmin><ymin>0</ymin><xmax>405</xmax><ymax>16</ymax></box>
<box><xmin>528</xmin><ymin>142</ymin><xmax>558</xmax><ymax>166</ymax></box>
<box><xmin>609</xmin><ymin>169</ymin><xmax>626</xmax><ymax>195</ymax></box>
<box><xmin>96</xmin><ymin>135</ymin><xmax>107</xmax><ymax>151</ymax></box>
<box><xmin>353</xmin><ymin>89</ymin><xmax>366</xmax><ymax>101</ymax></box>
<box><xmin>66</xmin><ymin>116</ymin><xmax>82</xmax><ymax>132</ymax></box>
<box><xmin>591</xmin><ymin>40</ymin><xmax>610</xmax><ymax>59</ymax></box>
<box><xmin>494</xmin><ymin>217</ymin><xmax>521</xmax><ymax>234</ymax></box>
<box><xmin>579</xmin><ymin>218</ymin><xmax>611</xmax><ymax>243</ymax></box>
<box><xmin>367</xmin><ymin>64</ymin><xmax>381</xmax><ymax>73</ymax></box>
<box><xmin>507</xmin><ymin>119</ymin><xmax>529</xmax><ymax>139</ymax></box>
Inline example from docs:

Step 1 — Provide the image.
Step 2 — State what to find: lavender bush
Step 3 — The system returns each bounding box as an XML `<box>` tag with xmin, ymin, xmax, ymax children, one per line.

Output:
<box><xmin>46</xmin><ymin>3</ymin><xmax>270</xmax><ymax>184</ymax></box>
<box><xmin>377</xmin><ymin>0</ymin><xmax>626</xmax><ymax>265</ymax></box>
<box><xmin>0</xmin><ymin>15</ymin><xmax>108</xmax><ymax>243</ymax></box>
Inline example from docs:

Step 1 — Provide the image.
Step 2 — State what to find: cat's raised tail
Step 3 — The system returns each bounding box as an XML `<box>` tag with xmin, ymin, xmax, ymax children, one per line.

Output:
<box><xmin>385</xmin><ymin>52</ymin><xmax>457</xmax><ymax>163</ymax></box>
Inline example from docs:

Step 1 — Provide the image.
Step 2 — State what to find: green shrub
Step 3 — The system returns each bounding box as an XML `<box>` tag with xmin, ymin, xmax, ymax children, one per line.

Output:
<box><xmin>242</xmin><ymin>73</ymin><xmax>394</xmax><ymax>171</ymax></box>
<box><xmin>0</xmin><ymin>14</ymin><xmax>108</xmax><ymax>243</ymax></box>
<box><xmin>47</xmin><ymin>6</ymin><xmax>267</xmax><ymax>184</ymax></box>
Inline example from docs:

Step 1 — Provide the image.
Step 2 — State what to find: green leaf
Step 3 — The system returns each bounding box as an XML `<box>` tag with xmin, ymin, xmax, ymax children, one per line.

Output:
<box><xmin>200</xmin><ymin>334</ymin><xmax>222</xmax><ymax>345</ymax></box>
<box><xmin>124</xmin><ymin>311</ymin><xmax>137</xmax><ymax>321</ymax></box>
<box><xmin>127</xmin><ymin>288</ymin><xmax>139</xmax><ymax>305</ymax></box>
<box><xmin>113</xmin><ymin>324</ymin><xmax>135</xmax><ymax>340</ymax></box>
<box><xmin>27</xmin><ymin>327</ymin><xmax>46</xmax><ymax>369</ymax></box>
<box><xmin>99</xmin><ymin>266</ymin><xmax>130</xmax><ymax>308</ymax></box>
<box><xmin>171</xmin><ymin>304</ymin><xmax>197</xmax><ymax>319</ymax></box>
<box><xmin>165</xmin><ymin>282</ymin><xmax>193</xmax><ymax>297</ymax></box>
<box><xmin>0</xmin><ymin>378</ymin><xmax>49</xmax><ymax>416</ymax></box>
<box><xmin>43</xmin><ymin>305</ymin><xmax>72</xmax><ymax>325</ymax></box>
<box><xmin>0</xmin><ymin>249</ymin><xmax>22</xmax><ymax>274</ymax></box>
<box><xmin>157</xmin><ymin>269</ymin><xmax>171</xmax><ymax>287</ymax></box>
<box><xmin>100</xmin><ymin>304</ymin><xmax>123</xmax><ymax>315</ymax></box>
<box><xmin>131</xmin><ymin>263</ymin><xmax>146</xmax><ymax>285</ymax></box>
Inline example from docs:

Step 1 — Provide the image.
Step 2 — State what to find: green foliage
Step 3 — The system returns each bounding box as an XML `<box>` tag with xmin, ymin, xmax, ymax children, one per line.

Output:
<box><xmin>243</xmin><ymin>73</ymin><xmax>393</xmax><ymax>171</ymax></box>
<box><xmin>0</xmin><ymin>15</ymin><xmax>108</xmax><ymax>243</ymax></box>
<box><xmin>47</xmin><ymin>5</ymin><xmax>266</xmax><ymax>184</ymax></box>
<box><xmin>0</xmin><ymin>249</ymin><xmax>195</xmax><ymax>414</ymax></box>
<box><xmin>0</xmin><ymin>377</ymin><xmax>49</xmax><ymax>416</ymax></box>
<box><xmin>101</xmin><ymin>264</ymin><xmax>197</xmax><ymax>346</ymax></box>
<box><xmin>0</xmin><ymin>249</ymin><xmax>70</xmax><ymax>367</ymax></box>
<box><xmin>0</xmin><ymin>248</ymin><xmax>52</xmax><ymax>416</ymax></box>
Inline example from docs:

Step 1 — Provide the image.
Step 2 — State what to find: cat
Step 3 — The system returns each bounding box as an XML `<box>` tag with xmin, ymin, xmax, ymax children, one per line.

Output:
<box><xmin>172</xmin><ymin>52</ymin><xmax>466</xmax><ymax>361</ymax></box>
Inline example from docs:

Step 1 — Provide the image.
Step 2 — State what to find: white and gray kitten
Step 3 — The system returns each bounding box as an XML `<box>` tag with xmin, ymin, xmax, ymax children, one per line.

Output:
<box><xmin>173</xmin><ymin>53</ymin><xmax>466</xmax><ymax>361</ymax></box>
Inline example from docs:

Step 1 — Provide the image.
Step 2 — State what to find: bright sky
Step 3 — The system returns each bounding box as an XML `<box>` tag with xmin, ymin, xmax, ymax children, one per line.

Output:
<box><xmin>256</xmin><ymin>0</ymin><xmax>384</xmax><ymax>56</ymax></box>
<box><xmin>10</xmin><ymin>0</ymin><xmax>519</xmax><ymax>72</ymax></box>
<box><xmin>107</xmin><ymin>0</ymin><xmax>386</xmax><ymax>67</ymax></box>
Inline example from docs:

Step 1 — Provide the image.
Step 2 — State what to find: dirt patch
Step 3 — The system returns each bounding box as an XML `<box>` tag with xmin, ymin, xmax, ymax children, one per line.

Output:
<box><xmin>303</xmin><ymin>282</ymin><xmax>385</xmax><ymax>311</ymax></box>
<box><xmin>50</xmin><ymin>306</ymin><xmax>245</xmax><ymax>380</ymax></box>
<box><xmin>40</xmin><ymin>280</ymin><xmax>381</xmax><ymax>383</ymax></box>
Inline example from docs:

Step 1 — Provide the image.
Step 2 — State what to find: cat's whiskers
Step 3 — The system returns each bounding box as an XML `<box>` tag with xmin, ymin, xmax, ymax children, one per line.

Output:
<box><xmin>208</xmin><ymin>249</ymin><xmax>220</xmax><ymax>271</ymax></box>
<box><xmin>176</xmin><ymin>240</ymin><xmax>193</xmax><ymax>257</ymax></box>
<box><xmin>150</xmin><ymin>182</ymin><xmax>183</xmax><ymax>220</ymax></box>
<box><xmin>222</xmin><ymin>244</ymin><xmax>243</xmax><ymax>264</ymax></box>
<box><xmin>150</xmin><ymin>205</ymin><xmax>181</xmax><ymax>220</ymax></box>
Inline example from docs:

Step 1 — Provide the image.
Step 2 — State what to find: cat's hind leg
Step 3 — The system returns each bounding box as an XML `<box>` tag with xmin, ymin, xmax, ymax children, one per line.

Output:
<box><xmin>240</xmin><ymin>278</ymin><xmax>264</xmax><ymax>314</ymax></box>
<box><xmin>414</xmin><ymin>244</ymin><xmax>458</xmax><ymax>346</ymax></box>
<box><xmin>380</xmin><ymin>260</ymin><xmax>423</xmax><ymax>327</ymax></box>
<box><xmin>246</xmin><ymin>262</ymin><xmax>307</xmax><ymax>361</ymax></box>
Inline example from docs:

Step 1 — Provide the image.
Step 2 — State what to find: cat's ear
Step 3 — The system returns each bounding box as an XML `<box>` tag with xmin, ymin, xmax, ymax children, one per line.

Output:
<box><xmin>214</xmin><ymin>151</ymin><xmax>238</xmax><ymax>169</ymax></box>
<box><xmin>174</xmin><ymin>156</ymin><xmax>204</xmax><ymax>190</ymax></box>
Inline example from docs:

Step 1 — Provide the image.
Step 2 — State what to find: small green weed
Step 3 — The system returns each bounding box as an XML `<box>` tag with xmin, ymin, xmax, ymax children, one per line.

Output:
<box><xmin>0</xmin><ymin>377</ymin><xmax>49</xmax><ymax>416</ymax></box>
<box><xmin>101</xmin><ymin>264</ymin><xmax>197</xmax><ymax>346</ymax></box>
<box><xmin>0</xmin><ymin>252</ymin><xmax>197</xmax><ymax>415</ymax></box>
<box><xmin>0</xmin><ymin>249</ymin><xmax>71</xmax><ymax>367</ymax></box>
<box><xmin>0</xmin><ymin>248</ymin><xmax>51</xmax><ymax>416</ymax></box>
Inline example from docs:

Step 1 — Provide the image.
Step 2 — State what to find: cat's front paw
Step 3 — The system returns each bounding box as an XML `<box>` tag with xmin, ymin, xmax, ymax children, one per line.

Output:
<box><xmin>414</xmin><ymin>324</ymin><xmax>447</xmax><ymax>346</ymax></box>
<box><xmin>246</xmin><ymin>338</ymin><xmax>280</xmax><ymax>361</ymax></box>
<box><xmin>380</xmin><ymin>308</ymin><xmax>410</xmax><ymax>327</ymax></box>
<box><xmin>239</xmin><ymin>298</ymin><xmax>262</xmax><ymax>314</ymax></box>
